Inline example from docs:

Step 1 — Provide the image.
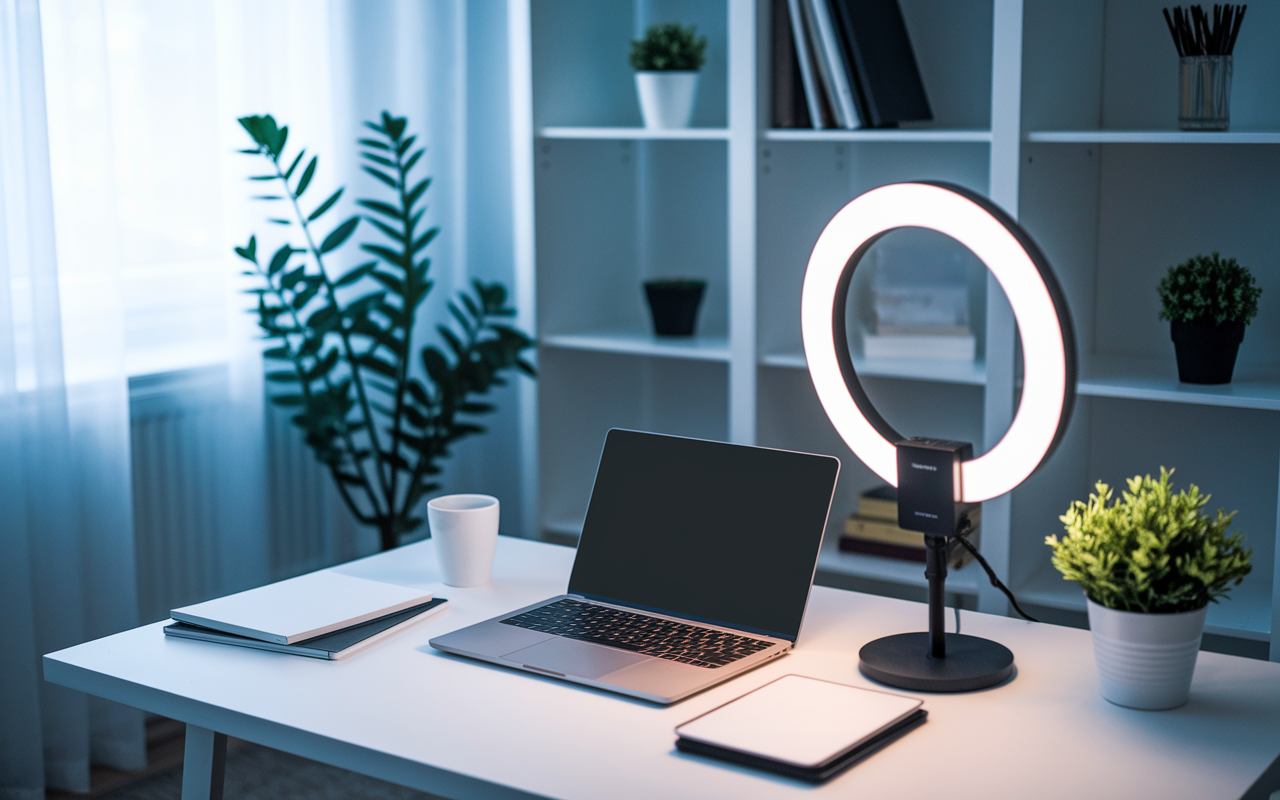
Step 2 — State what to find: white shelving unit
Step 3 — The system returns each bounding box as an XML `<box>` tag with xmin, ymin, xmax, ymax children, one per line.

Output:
<box><xmin>518</xmin><ymin>0</ymin><xmax>1280</xmax><ymax>660</ymax></box>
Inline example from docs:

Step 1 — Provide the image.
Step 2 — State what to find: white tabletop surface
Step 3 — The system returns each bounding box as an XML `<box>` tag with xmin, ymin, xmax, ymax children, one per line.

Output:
<box><xmin>45</xmin><ymin>536</ymin><xmax>1280</xmax><ymax>800</ymax></box>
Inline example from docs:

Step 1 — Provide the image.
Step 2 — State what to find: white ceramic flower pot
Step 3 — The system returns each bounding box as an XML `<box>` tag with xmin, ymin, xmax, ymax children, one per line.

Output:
<box><xmin>1086</xmin><ymin>598</ymin><xmax>1207</xmax><ymax>710</ymax></box>
<box><xmin>635</xmin><ymin>71</ymin><xmax>699</xmax><ymax>129</ymax></box>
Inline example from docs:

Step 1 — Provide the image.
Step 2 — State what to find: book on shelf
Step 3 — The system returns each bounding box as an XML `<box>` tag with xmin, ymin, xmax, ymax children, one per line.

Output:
<box><xmin>165</xmin><ymin>597</ymin><xmax>449</xmax><ymax>661</ymax></box>
<box><xmin>828</xmin><ymin>0</ymin><xmax>932</xmax><ymax>128</ymax></box>
<box><xmin>841</xmin><ymin>485</ymin><xmax>979</xmax><ymax>567</ymax></box>
<box><xmin>802</xmin><ymin>0</ymin><xmax>863</xmax><ymax>129</ymax></box>
<box><xmin>772</xmin><ymin>0</ymin><xmax>928</xmax><ymax>130</ymax></box>
<box><xmin>787</xmin><ymin>0</ymin><xmax>834</xmax><ymax>128</ymax></box>
<box><xmin>170</xmin><ymin>570</ymin><xmax>435</xmax><ymax>645</ymax></box>
<box><xmin>771</xmin><ymin>0</ymin><xmax>811</xmax><ymax>128</ymax></box>
<box><xmin>863</xmin><ymin>229</ymin><xmax>975</xmax><ymax>361</ymax></box>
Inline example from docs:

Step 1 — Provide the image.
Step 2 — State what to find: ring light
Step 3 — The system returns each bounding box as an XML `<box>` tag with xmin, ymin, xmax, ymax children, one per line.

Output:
<box><xmin>801</xmin><ymin>181</ymin><xmax>1077</xmax><ymax>692</ymax></box>
<box><xmin>801</xmin><ymin>181</ymin><xmax>1076</xmax><ymax>503</ymax></box>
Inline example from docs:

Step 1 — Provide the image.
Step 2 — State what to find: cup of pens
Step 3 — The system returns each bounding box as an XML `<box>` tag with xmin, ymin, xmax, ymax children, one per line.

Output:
<box><xmin>1163</xmin><ymin>5</ymin><xmax>1245</xmax><ymax>131</ymax></box>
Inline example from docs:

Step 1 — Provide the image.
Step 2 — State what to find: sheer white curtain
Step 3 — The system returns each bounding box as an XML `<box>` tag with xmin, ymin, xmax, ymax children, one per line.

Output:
<box><xmin>2</xmin><ymin>1</ymin><xmax>517</xmax><ymax>796</ymax></box>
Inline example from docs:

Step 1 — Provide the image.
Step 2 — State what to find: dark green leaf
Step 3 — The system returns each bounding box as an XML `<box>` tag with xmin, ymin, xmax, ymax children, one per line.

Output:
<box><xmin>364</xmin><ymin>153</ymin><xmax>394</xmax><ymax>168</ymax></box>
<box><xmin>358</xmin><ymin>138</ymin><xmax>390</xmax><ymax>151</ymax></box>
<box><xmin>263</xmin><ymin>345</ymin><xmax>291</xmax><ymax>360</ymax></box>
<box><xmin>421</xmin><ymin>348</ymin><xmax>451</xmax><ymax>385</ymax></box>
<box><xmin>268</xmin><ymin>245</ymin><xmax>295</xmax><ymax>277</ymax></box>
<box><xmin>308</xmin><ymin>188</ymin><xmax>343</xmax><ymax>221</ymax></box>
<box><xmin>404</xmin><ymin>178</ymin><xmax>431</xmax><ymax>208</ymax></box>
<box><xmin>407</xmin><ymin>379</ymin><xmax>432</xmax><ymax>408</ymax></box>
<box><xmin>252</xmin><ymin>195</ymin><xmax>284</xmax><ymax>201</ymax></box>
<box><xmin>269</xmin><ymin>393</ymin><xmax>306</xmax><ymax>407</ymax></box>
<box><xmin>296</xmin><ymin>156</ymin><xmax>318</xmax><ymax>197</ymax></box>
<box><xmin>292</xmin><ymin>283</ymin><xmax>321</xmax><ymax>309</ymax></box>
<box><xmin>284</xmin><ymin>149</ymin><xmax>306</xmax><ymax>180</ymax></box>
<box><xmin>370</xmin><ymin>270</ymin><xmax>405</xmax><ymax>295</ymax></box>
<box><xmin>334</xmin><ymin>261</ymin><xmax>377</xmax><ymax>288</ymax></box>
<box><xmin>356</xmin><ymin>353</ymin><xmax>398</xmax><ymax>378</ymax></box>
<box><xmin>269</xmin><ymin>218</ymin><xmax>292</xmax><ymax>225</ymax></box>
<box><xmin>396</xmin><ymin>135</ymin><xmax>417</xmax><ymax>157</ymax></box>
<box><xmin>356</xmin><ymin>199</ymin><xmax>401</xmax><ymax>220</ymax></box>
<box><xmin>234</xmin><ymin>235</ymin><xmax>257</xmax><ymax>263</ymax></box>
<box><xmin>360</xmin><ymin>243</ymin><xmax>406</xmax><ymax>266</ymax></box>
<box><xmin>403</xmin><ymin>149</ymin><xmax>423</xmax><ymax>174</ymax></box>
<box><xmin>459</xmin><ymin>401</ymin><xmax>495</xmax><ymax>414</ymax></box>
<box><xmin>366</xmin><ymin>216</ymin><xmax>403</xmax><ymax>242</ymax></box>
<box><xmin>333</xmin><ymin>470</ymin><xmax>365</xmax><ymax>485</ymax></box>
<box><xmin>438</xmin><ymin>326</ymin><xmax>464</xmax><ymax>358</ymax></box>
<box><xmin>281</xmin><ymin>265</ymin><xmax>306</xmax><ymax>290</ymax></box>
<box><xmin>411</xmin><ymin>227</ymin><xmax>439</xmax><ymax>254</ymax></box>
<box><xmin>266</xmin><ymin>370</ymin><xmax>301</xmax><ymax>383</ymax></box>
<box><xmin>447</xmin><ymin>301</ymin><xmax>473</xmax><ymax>335</ymax></box>
<box><xmin>362</xmin><ymin>166</ymin><xmax>398</xmax><ymax>189</ymax></box>
<box><xmin>307</xmin><ymin>348</ymin><xmax>340</xmax><ymax>381</ymax></box>
<box><xmin>320</xmin><ymin>216</ymin><xmax>360</xmax><ymax>254</ymax></box>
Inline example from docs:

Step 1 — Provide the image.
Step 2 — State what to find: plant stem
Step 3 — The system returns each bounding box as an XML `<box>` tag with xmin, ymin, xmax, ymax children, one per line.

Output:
<box><xmin>271</xmin><ymin>153</ymin><xmax>395</xmax><ymax>526</ymax></box>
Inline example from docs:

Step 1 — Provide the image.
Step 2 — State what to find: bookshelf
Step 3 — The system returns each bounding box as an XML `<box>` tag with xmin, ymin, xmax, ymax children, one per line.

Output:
<box><xmin>517</xmin><ymin>0</ymin><xmax>1280</xmax><ymax>660</ymax></box>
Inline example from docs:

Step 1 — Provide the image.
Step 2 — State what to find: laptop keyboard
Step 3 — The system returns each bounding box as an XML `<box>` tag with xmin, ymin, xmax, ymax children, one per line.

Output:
<box><xmin>500</xmin><ymin>599</ymin><xmax>774</xmax><ymax>669</ymax></box>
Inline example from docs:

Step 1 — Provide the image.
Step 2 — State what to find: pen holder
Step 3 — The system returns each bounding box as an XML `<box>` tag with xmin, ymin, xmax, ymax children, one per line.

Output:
<box><xmin>1179</xmin><ymin>55</ymin><xmax>1232</xmax><ymax>131</ymax></box>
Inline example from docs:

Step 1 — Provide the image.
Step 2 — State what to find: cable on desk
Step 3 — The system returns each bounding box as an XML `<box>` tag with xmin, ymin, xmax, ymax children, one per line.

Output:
<box><xmin>954</xmin><ymin>518</ymin><xmax>1039</xmax><ymax>623</ymax></box>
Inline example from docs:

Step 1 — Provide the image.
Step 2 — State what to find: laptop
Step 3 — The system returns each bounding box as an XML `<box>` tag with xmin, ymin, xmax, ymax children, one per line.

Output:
<box><xmin>429</xmin><ymin>429</ymin><xmax>840</xmax><ymax>704</ymax></box>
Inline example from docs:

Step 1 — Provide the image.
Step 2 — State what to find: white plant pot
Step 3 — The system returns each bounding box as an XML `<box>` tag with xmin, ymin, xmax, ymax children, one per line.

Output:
<box><xmin>1086</xmin><ymin>598</ymin><xmax>1207</xmax><ymax>710</ymax></box>
<box><xmin>635</xmin><ymin>71</ymin><xmax>699</xmax><ymax>129</ymax></box>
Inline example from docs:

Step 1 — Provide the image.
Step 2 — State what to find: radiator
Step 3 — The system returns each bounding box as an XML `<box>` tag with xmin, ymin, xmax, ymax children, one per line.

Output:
<box><xmin>129</xmin><ymin>365</ymin><xmax>362</xmax><ymax>624</ymax></box>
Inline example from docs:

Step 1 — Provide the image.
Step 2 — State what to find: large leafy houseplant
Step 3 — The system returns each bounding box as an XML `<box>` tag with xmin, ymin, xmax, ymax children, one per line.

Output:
<box><xmin>1045</xmin><ymin>468</ymin><xmax>1251</xmax><ymax>613</ymax></box>
<box><xmin>235</xmin><ymin>112</ymin><xmax>535</xmax><ymax>552</ymax></box>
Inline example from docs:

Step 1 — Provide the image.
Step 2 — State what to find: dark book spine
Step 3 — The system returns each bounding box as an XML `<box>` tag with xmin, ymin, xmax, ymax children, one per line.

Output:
<box><xmin>771</xmin><ymin>0</ymin><xmax>811</xmax><ymax>128</ymax></box>
<box><xmin>828</xmin><ymin>0</ymin><xmax>932</xmax><ymax>128</ymax></box>
<box><xmin>824</xmin><ymin>0</ymin><xmax>870</xmax><ymax>129</ymax></box>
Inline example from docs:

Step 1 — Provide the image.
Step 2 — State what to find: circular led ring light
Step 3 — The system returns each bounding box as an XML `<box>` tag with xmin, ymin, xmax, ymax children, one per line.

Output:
<box><xmin>801</xmin><ymin>182</ymin><xmax>1076</xmax><ymax>503</ymax></box>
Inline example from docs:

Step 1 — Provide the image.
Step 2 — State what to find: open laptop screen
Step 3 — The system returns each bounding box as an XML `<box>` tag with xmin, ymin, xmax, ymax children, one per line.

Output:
<box><xmin>567</xmin><ymin>430</ymin><xmax>840</xmax><ymax>641</ymax></box>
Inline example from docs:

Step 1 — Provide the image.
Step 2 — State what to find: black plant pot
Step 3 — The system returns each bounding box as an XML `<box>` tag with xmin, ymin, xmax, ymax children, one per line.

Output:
<box><xmin>644</xmin><ymin>280</ymin><xmax>706</xmax><ymax>336</ymax></box>
<box><xmin>1170</xmin><ymin>321</ymin><xmax>1245</xmax><ymax>384</ymax></box>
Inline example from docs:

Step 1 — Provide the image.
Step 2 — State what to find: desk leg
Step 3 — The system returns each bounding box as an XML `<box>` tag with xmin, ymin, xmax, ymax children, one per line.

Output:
<box><xmin>181</xmin><ymin>725</ymin><xmax>227</xmax><ymax>800</ymax></box>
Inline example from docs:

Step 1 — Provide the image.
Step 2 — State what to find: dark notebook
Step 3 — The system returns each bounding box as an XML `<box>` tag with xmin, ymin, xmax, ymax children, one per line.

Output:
<box><xmin>164</xmin><ymin>597</ymin><xmax>448</xmax><ymax>660</ymax></box>
<box><xmin>676</xmin><ymin>709</ymin><xmax>927</xmax><ymax>782</ymax></box>
<box><xmin>829</xmin><ymin>0</ymin><xmax>932</xmax><ymax>127</ymax></box>
<box><xmin>771</xmin><ymin>0</ymin><xmax>811</xmax><ymax>128</ymax></box>
<box><xmin>674</xmin><ymin>675</ymin><xmax>926</xmax><ymax>783</ymax></box>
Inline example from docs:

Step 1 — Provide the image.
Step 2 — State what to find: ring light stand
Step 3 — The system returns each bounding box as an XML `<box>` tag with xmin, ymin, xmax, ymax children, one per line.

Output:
<box><xmin>801</xmin><ymin>182</ymin><xmax>1076</xmax><ymax>692</ymax></box>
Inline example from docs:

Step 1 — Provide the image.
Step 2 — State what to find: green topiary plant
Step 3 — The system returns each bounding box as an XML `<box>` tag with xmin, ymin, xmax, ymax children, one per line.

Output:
<box><xmin>234</xmin><ymin>112</ymin><xmax>535</xmax><ymax>552</ymax></box>
<box><xmin>629</xmin><ymin>22</ymin><xmax>708</xmax><ymax>71</ymax></box>
<box><xmin>1046</xmin><ymin>468</ymin><xmax>1251</xmax><ymax>614</ymax></box>
<box><xmin>1158</xmin><ymin>252</ymin><xmax>1262</xmax><ymax>326</ymax></box>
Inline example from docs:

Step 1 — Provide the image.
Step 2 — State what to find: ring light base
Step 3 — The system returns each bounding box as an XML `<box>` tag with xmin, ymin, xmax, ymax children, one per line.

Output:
<box><xmin>858</xmin><ymin>633</ymin><xmax>1014</xmax><ymax>693</ymax></box>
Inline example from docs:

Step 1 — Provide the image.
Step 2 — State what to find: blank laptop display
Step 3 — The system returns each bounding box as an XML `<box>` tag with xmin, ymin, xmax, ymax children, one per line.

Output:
<box><xmin>569</xmin><ymin>429</ymin><xmax>840</xmax><ymax>640</ymax></box>
<box><xmin>429</xmin><ymin>429</ymin><xmax>840</xmax><ymax>703</ymax></box>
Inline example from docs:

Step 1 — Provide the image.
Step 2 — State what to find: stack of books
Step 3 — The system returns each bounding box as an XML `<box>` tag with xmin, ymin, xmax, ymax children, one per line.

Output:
<box><xmin>840</xmin><ymin>485</ymin><xmax>978</xmax><ymax>568</ymax></box>
<box><xmin>164</xmin><ymin>570</ymin><xmax>448</xmax><ymax>661</ymax></box>
<box><xmin>863</xmin><ymin>230</ymin><xmax>976</xmax><ymax>362</ymax></box>
<box><xmin>770</xmin><ymin>0</ymin><xmax>932</xmax><ymax>130</ymax></box>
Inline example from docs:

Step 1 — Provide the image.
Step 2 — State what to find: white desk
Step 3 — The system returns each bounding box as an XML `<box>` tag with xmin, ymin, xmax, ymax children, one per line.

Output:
<box><xmin>45</xmin><ymin>537</ymin><xmax>1280</xmax><ymax>800</ymax></box>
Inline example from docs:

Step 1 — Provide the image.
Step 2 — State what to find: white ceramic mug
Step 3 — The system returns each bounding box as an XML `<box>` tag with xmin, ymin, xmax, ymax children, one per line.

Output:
<box><xmin>427</xmin><ymin>494</ymin><xmax>500</xmax><ymax>587</ymax></box>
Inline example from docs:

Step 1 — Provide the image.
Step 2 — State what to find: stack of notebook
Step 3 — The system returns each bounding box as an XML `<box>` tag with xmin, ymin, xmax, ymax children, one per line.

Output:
<box><xmin>164</xmin><ymin>570</ymin><xmax>447</xmax><ymax>661</ymax></box>
<box><xmin>841</xmin><ymin>485</ymin><xmax>978</xmax><ymax>567</ymax></box>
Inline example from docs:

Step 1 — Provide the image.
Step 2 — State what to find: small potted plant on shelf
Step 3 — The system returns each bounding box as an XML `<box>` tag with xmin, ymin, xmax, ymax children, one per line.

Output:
<box><xmin>629</xmin><ymin>22</ymin><xmax>707</xmax><ymax>129</ymax></box>
<box><xmin>1157</xmin><ymin>251</ymin><xmax>1261</xmax><ymax>384</ymax></box>
<box><xmin>644</xmin><ymin>278</ymin><xmax>707</xmax><ymax>337</ymax></box>
<box><xmin>1046</xmin><ymin>468</ymin><xmax>1251</xmax><ymax>710</ymax></box>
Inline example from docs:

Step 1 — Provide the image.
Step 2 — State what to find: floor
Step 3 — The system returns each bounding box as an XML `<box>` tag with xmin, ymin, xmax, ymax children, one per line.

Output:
<box><xmin>46</xmin><ymin>719</ymin><xmax>438</xmax><ymax>800</ymax></box>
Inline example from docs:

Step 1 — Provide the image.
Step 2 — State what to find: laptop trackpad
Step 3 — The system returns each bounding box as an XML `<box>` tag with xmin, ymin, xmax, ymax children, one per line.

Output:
<box><xmin>508</xmin><ymin>638</ymin><xmax>648</xmax><ymax>679</ymax></box>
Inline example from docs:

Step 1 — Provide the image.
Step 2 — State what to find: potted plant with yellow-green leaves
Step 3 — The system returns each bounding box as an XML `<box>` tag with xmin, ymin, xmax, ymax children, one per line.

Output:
<box><xmin>1046</xmin><ymin>469</ymin><xmax>1251</xmax><ymax>709</ymax></box>
<box><xmin>1158</xmin><ymin>251</ymin><xmax>1261</xmax><ymax>384</ymax></box>
<box><xmin>630</xmin><ymin>22</ymin><xmax>707</xmax><ymax>129</ymax></box>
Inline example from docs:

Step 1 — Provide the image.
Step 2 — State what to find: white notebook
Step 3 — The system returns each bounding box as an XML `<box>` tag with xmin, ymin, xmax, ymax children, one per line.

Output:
<box><xmin>170</xmin><ymin>571</ymin><xmax>433</xmax><ymax>645</ymax></box>
<box><xmin>676</xmin><ymin>675</ymin><xmax>923</xmax><ymax>769</ymax></box>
